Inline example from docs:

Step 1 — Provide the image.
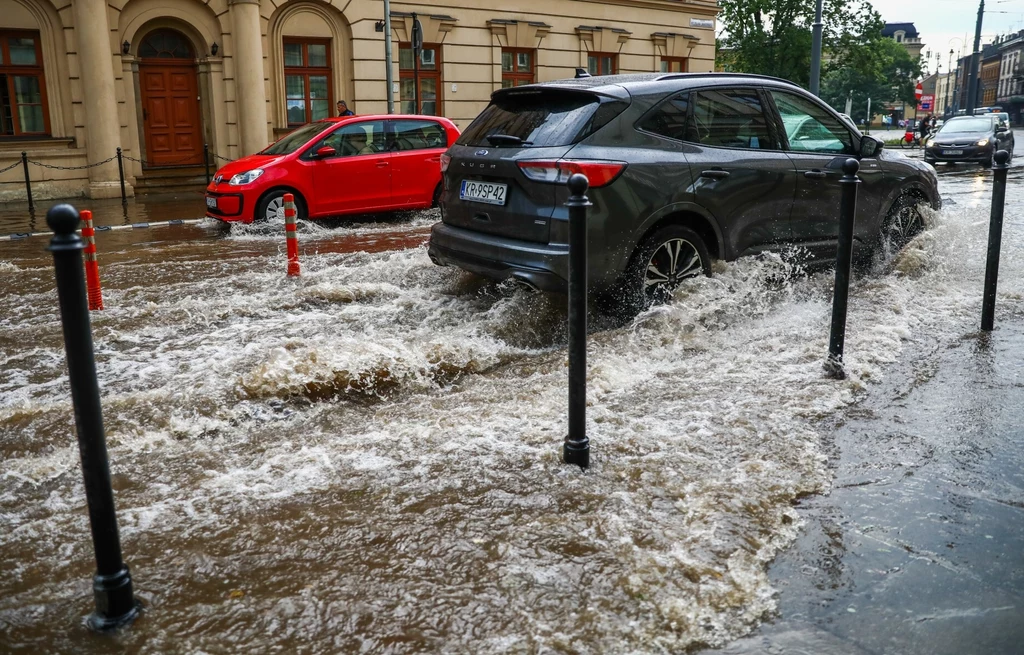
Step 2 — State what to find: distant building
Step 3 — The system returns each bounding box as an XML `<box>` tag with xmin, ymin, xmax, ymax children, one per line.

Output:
<box><xmin>981</xmin><ymin>43</ymin><xmax>1001</xmax><ymax>107</ymax></box>
<box><xmin>996</xmin><ymin>30</ymin><xmax>1024</xmax><ymax>124</ymax></box>
<box><xmin>883</xmin><ymin>22</ymin><xmax>924</xmax><ymax>61</ymax></box>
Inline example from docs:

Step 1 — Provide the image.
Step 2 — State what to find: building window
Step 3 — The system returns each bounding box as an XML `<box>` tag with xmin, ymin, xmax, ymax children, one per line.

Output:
<box><xmin>399</xmin><ymin>42</ymin><xmax>442</xmax><ymax>115</ymax></box>
<box><xmin>587</xmin><ymin>52</ymin><xmax>617</xmax><ymax>76</ymax></box>
<box><xmin>501</xmin><ymin>48</ymin><xmax>535</xmax><ymax>88</ymax></box>
<box><xmin>283</xmin><ymin>38</ymin><xmax>332</xmax><ymax>126</ymax></box>
<box><xmin>660</xmin><ymin>57</ymin><xmax>688</xmax><ymax>73</ymax></box>
<box><xmin>0</xmin><ymin>30</ymin><xmax>49</xmax><ymax>137</ymax></box>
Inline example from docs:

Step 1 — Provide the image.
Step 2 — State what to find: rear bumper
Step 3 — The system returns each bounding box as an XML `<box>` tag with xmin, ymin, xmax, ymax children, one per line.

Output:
<box><xmin>428</xmin><ymin>222</ymin><xmax>569</xmax><ymax>292</ymax></box>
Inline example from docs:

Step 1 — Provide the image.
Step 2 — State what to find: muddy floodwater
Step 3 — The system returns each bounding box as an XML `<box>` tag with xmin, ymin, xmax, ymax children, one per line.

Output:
<box><xmin>1</xmin><ymin>159</ymin><xmax>1023</xmax><ymax>653</ymax></box>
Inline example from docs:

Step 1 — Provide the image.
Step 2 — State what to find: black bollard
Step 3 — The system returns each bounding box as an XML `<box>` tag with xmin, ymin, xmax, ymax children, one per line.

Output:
<box><xmin>563</xmin><ymin>173</ymin><xmax>591</xmax><ymax>469</ymax></box>
<box><xmin>116</xmin><ymin>147</ymin><xmax>127</xmax><ymax>204</ymax></box>
<box><xmin>981</xmin><ymin>150</ymin><xmax>1010</xmax><ymax>331</ymax></box>
<box><xmin>824</xmin><ymin>158</ymin><xmax>861</xmax><ymax>380</ymax></box>
<box><xmin>46</xmin><ymin>205</ymin><xmax>141</xmax><ymax>632</ymax></box>
<box><xmin>21</xmin><ymin>151</ymin><xmax>33</xmax><ymax>213</ymax></box>
<box><xmin>203</xmin><ymin>143</ymin><xmax>211</xmax><ymax>186</ymax></box>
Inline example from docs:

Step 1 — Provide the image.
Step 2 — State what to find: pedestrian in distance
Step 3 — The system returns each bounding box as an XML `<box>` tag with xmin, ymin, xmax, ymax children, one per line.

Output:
<box><xmin>337</xmin><ymin>100</ymin><xmax>354</xmax><ymax>117</ymax></box>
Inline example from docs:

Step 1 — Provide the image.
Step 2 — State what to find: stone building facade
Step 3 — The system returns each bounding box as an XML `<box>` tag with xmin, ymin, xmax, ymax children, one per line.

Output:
<box><xmin>0</xmin><ymin>0</ymin><xmax>718</xmax><ymax>201</ymax></box>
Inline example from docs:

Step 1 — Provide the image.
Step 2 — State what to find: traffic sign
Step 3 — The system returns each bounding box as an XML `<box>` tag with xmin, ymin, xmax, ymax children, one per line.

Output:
<box><xmin>915</xmin><ymin>83</ymin><xmax>923</xmax><ymax>100</ymax></box>
<box><xmin>919</xmin><ymin>94</ymin><xmax>934</xmax><ymax>111</ymax></box>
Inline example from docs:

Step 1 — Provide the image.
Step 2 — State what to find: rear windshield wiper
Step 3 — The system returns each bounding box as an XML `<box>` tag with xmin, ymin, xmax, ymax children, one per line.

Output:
<box><xmin>485</xmin><ymin>134</ymin><xmax>532</xmax><ymax>146</ymax></box>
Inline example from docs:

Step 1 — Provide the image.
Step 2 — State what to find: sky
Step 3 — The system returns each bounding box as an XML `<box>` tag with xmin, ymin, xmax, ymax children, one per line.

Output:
<box><xmin>877</xmin><ymin>0</ymin><xmax>1024</xmax><ymax>74</ymax></box>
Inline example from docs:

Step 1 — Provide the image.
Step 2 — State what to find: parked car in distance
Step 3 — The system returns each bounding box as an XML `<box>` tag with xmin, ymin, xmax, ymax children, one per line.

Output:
<box><xmin>428</xmin><ymin>73</ymin><xmax>940</xmax><ymax>316</ymax></box>
<box><xmin>205</xmin><ymin>115</ymin><xmax>460</xmax><ymax>223</ymax></box>
<box><xmin>924</xmin><ymin>114</ymin><xmax>1014</xmax><ymax>167</ymax></box>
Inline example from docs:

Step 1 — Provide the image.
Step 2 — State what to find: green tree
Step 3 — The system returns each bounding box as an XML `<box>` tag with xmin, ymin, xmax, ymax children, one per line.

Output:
<box><xmin>717</xmin><ymin>0</ymin><xmax>885</xmax><ymax>87</ymax></box>
<box><xmin>820</xmin><ymin>37</ymin><xmax>923</xmax><ymax>124</ymax></box>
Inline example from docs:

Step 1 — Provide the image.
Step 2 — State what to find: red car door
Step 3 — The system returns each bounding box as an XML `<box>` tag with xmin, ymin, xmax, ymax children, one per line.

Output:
<box><xmin>387</xmin><ymin>118</ymin><xmax>448</xmax><ymax>207</ymax></box>
<box><xmin>311</xmin><ymin>120</ymin><xmax>392</xmax><ymax>215</ymax></box>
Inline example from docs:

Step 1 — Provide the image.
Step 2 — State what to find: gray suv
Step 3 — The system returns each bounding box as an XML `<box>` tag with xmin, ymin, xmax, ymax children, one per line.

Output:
<box><xmin>428</xmin><ymin>73</ymin><xmax>940</xmax><ymax>314</ymax></box>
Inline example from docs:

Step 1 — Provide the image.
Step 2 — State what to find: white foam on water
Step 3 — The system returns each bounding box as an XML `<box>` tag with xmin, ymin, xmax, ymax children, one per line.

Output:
<box><xmin>1</xmin><ymin>176</ymin><xmax>1022</xmax><ymax>651</ymax></box>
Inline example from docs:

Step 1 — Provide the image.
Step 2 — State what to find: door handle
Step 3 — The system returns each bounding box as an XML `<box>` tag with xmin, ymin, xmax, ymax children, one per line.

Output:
<box><xmin>376</xmin><ymin>161</ymin><xmax>389</xmax><ymax>168</ymax></box>
<box><xmin>700</xmin><ymin>169</ymin><xmax>730</xmax><ymax>179</ymax></box>
<box><xmin>804</xmin><ymin>170</ymin><xmax>827</xmax><ymax>179</ymax></box>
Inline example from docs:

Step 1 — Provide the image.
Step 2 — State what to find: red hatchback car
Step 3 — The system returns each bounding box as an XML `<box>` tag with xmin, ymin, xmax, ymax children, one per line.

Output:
<box><xmin>205</xmin><ymin>115</ymin><xmax>460</xmax><ymax>223</ymax></box>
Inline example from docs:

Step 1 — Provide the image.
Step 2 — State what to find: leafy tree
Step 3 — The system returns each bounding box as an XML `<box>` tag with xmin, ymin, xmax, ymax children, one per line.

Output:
<box><xmin>820</xmin><ymin>37</ymin><xmax>923</xmax><ymax>123</ymax></box>
<box><xmin>717</xmin><ymin>0</ymin><xmax>886</xmax><ymax>87</ymax></box>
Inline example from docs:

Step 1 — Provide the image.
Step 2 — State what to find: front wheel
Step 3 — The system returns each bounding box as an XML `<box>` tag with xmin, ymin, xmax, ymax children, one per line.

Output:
<box><xmin>879</xmin><ymin>195</ymin><xmax>927</xmax><ymax>255</ymax></box>
<box><xmin>254</xmin><ymin>190</ymin><xmax>304</xmax><ymax>223</ymax></box>
<box><xmin>608</xmin><ymin>225</ymin><xmax>712</xmax><ymax>317</ymax></box>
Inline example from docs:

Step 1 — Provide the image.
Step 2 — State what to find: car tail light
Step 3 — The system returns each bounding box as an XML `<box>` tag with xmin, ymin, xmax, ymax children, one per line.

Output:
<box><xmin>516</xmin><ymin>159</ymin><xmax>626</xmax><ymax>187</ymax></box>
<box><xmin>440</xmin><ymin>152</ymin><xmax>451</xmax><ymax>173</ymax></box>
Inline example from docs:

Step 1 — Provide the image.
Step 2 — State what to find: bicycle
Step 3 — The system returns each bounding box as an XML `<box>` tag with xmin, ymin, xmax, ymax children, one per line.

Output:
<box><xmin>899</xmin><ymin>127</ymin><xmax>937</xmax><ymax>148</ymax></box>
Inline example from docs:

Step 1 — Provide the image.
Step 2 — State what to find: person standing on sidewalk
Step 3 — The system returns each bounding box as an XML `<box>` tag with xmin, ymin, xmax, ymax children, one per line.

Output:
<box><xmin>337</xmin><ymin>100</ymin><xmax>354</xmax><ymax>117</ymax></box>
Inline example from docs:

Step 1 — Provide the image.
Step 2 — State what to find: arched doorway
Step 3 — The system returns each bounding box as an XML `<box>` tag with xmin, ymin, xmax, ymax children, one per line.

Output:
<box><xmin>137</xmin><ymin>29</ymin><xmax>203</xmax><ymax>167</ymax></box>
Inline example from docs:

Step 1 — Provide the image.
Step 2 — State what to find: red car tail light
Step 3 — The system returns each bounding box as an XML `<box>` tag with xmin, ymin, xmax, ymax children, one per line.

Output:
<box><xmin>516</xmin><ymin>159</ymin><xmax>627</xmax><ymax>187</ymax></box>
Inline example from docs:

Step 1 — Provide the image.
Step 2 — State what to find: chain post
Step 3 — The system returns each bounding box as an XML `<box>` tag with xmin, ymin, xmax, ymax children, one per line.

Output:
<box><xmin>45</xmin><ymin>204</ymin><xmax>141</xmax><ymax>632</ymax></box>
<box><xmin>21</xmin><ymin>151</ymin><xmax>33</xmax><ymax>213</ymax></box>
<box><xmin>981</xmin><ymin>149</ymin><xmax>1010</xmax><ymax>331</ymax></box>
<box><xmin>204</xmin><ymin>143</ymin><xmax>211</xmax><ymax>186</ymax></box>
<box><xmin>116</xmin><ymin>148</ymin><xmax>127</xmax><ymax>204</ymax></box>
<box><xmin>824</xmin><ymin>158</ymin><xmax>861</xmax><ymax>379</ymax></box>
<box><xmin>563</xmin><ymin>173</ymin><xmax>591</xmax><ymax>469</ymax></box>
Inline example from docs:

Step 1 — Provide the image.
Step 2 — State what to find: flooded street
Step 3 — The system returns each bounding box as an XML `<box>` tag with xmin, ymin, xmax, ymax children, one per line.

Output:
<box><xmin>1</xmin><ymin>154</ymin><xmax>1023</xmax><ymax>653</ymax></box>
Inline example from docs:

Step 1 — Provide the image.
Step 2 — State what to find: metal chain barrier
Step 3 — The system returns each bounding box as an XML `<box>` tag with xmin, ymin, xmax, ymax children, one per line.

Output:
<box><xmin>27</xmin><ymin>155</ymin><xmax>118</xmax><ymax>171</ymax></box>
<box><xmin>0</xmin><ymin>159</ymin><xmax>22</xmax><ymax>175</ymax></box>
<box><xmin>6</xmin><ymin>147</ymin><xmax>234</xmax><ymax>210</ymax></box>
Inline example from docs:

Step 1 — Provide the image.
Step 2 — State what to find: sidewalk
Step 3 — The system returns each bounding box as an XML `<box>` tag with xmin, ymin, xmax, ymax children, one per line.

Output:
<box><xmin>708</xmin><ymin>319</ymin><xmax>1024</xmax><ymax>655</ymax></box>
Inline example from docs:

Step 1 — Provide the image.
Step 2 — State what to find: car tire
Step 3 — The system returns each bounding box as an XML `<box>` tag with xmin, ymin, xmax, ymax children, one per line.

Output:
<box><xmin>607</xmin><ymin>225</ymin><xmax>712</xmax><ymax>317</ymax></box>
<box><xmin>255</xmin><ymin>190</ymin><xmax>304</xmax><ymax>223</ymax></box>
<box><xmin>879</xmin><ymin>195</ymin><xmax>927</xmax><ymax>255</ymax></box>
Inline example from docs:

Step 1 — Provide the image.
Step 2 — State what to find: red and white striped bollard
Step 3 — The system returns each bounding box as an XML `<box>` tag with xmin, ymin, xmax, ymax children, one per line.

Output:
<box><xmin>81</xmin><ymin>210</ymin><xmax>104</xmax><ymax>310</ymax></box>
<box><xmin>284</xmin><ymin>194</ymin><xmax>300</xmax><ymax>277</ymax></box>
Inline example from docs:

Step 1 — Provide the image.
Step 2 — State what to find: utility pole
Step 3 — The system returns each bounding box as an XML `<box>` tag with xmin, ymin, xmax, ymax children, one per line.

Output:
<box><xmin>809</xmin><ymin>0</ymin><xmax>824</xmax><ymax>95</ymax></box>
<box><xmin>411</xmin><ymin>12</ymin><xmax>423</xmax><ymax>114</ymax></box>
<box><xmin>966</xmin><ymin>0</ymin><xmax>985</xmax><ymax>114</ymax></box>
<box><xmin>384</xmin><ymin>0</ymin><xmax>393</xmax><ymax>113</ymax></box>
<box><xmin>946</xmin><ymin>48</ymin><xmax>954</xmax><ymax>116</ymax></box>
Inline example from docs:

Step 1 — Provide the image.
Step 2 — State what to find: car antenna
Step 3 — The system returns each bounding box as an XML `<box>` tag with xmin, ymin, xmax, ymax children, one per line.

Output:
<box><xmin>575</xmin><ymin>68</ymin><xmax>591</xmax><ymax>78</ymax></box>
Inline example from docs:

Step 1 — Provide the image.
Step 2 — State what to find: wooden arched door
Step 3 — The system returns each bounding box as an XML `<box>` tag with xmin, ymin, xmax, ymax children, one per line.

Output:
<box><xmin>138</xmin><ymin>29</ymin><xmax>203</xmax><ymax>167</ymax></box>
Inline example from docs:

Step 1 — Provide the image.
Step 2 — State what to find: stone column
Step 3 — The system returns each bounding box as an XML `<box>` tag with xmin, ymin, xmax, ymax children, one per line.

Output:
<box><xmin>230</xmin><ymin>0</ymin><xmax>269</xmax><ymax>155</ymax></box>
<box><xmin>71</xmin><ymin>0</ymin><xmax>131</xmax><ymax>198</ymax></box>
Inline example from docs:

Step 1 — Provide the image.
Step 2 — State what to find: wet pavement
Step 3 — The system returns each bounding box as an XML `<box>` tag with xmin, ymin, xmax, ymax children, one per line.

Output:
<box><xmin>1</xmin><ymin>150</ymin><xmax>1022</xmax><ymax>654</ymax></box>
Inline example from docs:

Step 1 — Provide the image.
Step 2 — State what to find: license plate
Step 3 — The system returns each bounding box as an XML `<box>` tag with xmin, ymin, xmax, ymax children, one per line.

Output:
<box><xmin>206</xmin><ymin>196</ymin><xmax>217</xmax><ymax>209</ymax></box>
<box><xmin>460</xmin><ymin>180</ymin><xmax>507</xmax><ymax>206</ymax></box>
<box><xmin>942</xmin><ymin>149</ymin><xmax>964</xmax><ymax>155</ymax></box>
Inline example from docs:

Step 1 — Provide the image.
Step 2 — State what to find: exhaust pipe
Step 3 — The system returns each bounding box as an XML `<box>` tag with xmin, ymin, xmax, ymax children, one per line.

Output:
<box><xmin>512</xmin><ymin>274</ymin><xmax>540</xmax><ymax>292</ymax></box>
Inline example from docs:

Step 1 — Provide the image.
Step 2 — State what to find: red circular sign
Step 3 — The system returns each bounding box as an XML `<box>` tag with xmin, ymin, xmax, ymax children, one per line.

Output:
<box><xmin>915</xmin><ymin>83</ymin><xmax>923</xmax><ymax>100</ymax></box>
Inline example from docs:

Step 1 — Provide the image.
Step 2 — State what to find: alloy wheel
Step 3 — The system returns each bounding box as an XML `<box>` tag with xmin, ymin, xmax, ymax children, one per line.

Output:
<box><xmin>264</xmin><ymin>196</ymin><xmax>285</xmax><ymax>222</ymax></box>
<box><xmin>886</xmin><ymin>201</ymin><xmax>924</xmax><ymax>250</ymax></box>
<box><xmin>644</xmin><ymin>238</ymin><xmax>703</xmax><ymax>304</ymax></box>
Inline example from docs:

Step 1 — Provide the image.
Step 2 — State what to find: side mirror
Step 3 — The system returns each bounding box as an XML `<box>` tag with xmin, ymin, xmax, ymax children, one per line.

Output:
<box><xmin>315</xmin><ymin>145</ymin><xmax>336</xmax><ymax>158</ymax></box>
<box><xmin>859</xmin><ymin>135</ymin><xmax>883</xmax><ymax>158</ymax></box>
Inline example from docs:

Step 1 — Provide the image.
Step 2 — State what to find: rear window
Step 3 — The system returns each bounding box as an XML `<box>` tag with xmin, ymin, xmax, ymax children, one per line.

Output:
<box><xmin>457</xmin><ymin>91</ymin><xmax>626</xmax><ymax>148</ymax></box>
